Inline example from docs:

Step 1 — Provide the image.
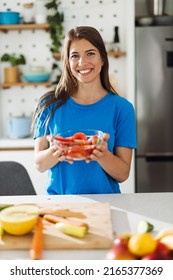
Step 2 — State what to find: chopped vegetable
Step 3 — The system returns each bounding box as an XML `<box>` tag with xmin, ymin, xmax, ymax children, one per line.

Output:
<box><xmin>30</xmin><ymin>217</ymin><xmax>43</xmax><ymax>260</ymax></box>
<box><xmin>137</xmin><ymin>220</ymin><xmax>154</xmax><ymax>234</ymax></box>
<box><xmin>43</xmin><ymin>214</ymin><xmax>88</xmax><ymax>229</ymax></box>
<box><xmin>56</xmin><ymin>223</ymin><xmax>88</xmax><ymax>238</ymax></box>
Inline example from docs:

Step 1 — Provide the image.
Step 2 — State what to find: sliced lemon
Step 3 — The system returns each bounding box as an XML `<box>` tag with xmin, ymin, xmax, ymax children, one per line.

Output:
<box><xmin>0</xmin><ymin>205</ymin><xmax>39</xmax><ymax>235</ymax></box>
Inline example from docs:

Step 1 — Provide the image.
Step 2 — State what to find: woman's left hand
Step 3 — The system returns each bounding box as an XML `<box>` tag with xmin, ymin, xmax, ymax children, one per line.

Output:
<box><xmin>86</xmin><ymin>133</ymin><xmax>110</xmax><ymax>163</ymax></box>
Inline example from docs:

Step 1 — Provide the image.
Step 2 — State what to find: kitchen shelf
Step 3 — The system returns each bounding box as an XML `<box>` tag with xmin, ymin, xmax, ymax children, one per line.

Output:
<box><xmin>0</xmin><ymin>81</ymin><xmax>52</xmax><ymax>89</ymax></box>
<box><xmin>108</xmin><ymin>51</ymin><xmax>126</xmax><ymax>58</ymax></box>
<box><xmin>0</xmin><ymin>23</ymin><xmax>50</xmax><ymax>32</ymax></box>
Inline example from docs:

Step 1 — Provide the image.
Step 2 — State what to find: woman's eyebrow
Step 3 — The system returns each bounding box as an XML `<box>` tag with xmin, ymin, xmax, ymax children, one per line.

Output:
<box><xmin>86</xmin><ymin>49</ymin><xmax>96</xmax><ymax>52</ymax></box>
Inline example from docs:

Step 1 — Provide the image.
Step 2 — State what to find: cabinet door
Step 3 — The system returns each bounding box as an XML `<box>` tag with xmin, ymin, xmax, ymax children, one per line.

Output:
<box><xmin>0</xmin><ymin>150</ymin><xmax>47</xmax><ymax>194</ymax></box>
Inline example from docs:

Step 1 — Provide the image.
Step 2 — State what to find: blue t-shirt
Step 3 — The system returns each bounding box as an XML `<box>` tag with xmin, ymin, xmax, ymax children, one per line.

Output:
<box><xmin>34</xmin><ymin>92</ymin><xmax>137</xmax><ymax>194</ymax></box>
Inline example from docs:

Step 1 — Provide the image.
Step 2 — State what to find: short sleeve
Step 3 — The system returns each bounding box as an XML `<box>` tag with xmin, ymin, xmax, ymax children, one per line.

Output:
<box><xmin>115</xmin><ymin>101</ymin><xmax>137</xmax><ymax>148</ymax></box>
<box><xmin>33</xmin><ymin>106</ymin><xmax>50</xmax><ymax>139</ymax></box>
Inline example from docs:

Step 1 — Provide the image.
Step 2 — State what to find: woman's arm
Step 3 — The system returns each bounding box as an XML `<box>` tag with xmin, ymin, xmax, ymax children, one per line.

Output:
<box><xmin>34</xmin><ymin>135</ymin><xmax>73</xmax><ymax>172</ymax></box>
<box><xmin>90</xmin><ymin>133</ymin><xmax>133</xmax><ymax>183</ymax></box>
<box><xmin>34</xmin><ymin>136</ymin><xmax>60</xmax><ymax>172</ymax></box>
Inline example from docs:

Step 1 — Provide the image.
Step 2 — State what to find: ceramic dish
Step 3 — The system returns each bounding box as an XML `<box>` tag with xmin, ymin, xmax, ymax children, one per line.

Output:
<box><xmin>138</xmin><ymin>17</ymin><xmax>154</xmax><ymax>26</ymax></box>
<box><xmin>23</xmin><ymin>72</ymin><xmax>51</xmax><ymax>82</ymax></box>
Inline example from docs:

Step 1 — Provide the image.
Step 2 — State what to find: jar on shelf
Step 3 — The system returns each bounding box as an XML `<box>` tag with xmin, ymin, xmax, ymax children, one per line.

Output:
<box><xmin>22</xmin><ymin>2</ymin><xmax>35</xmax><ymax>23</ymax></box>
<box><xmin>35</xmin><ymin>0</ymin><xmax>48</xmax><ymax>24</ymax></box>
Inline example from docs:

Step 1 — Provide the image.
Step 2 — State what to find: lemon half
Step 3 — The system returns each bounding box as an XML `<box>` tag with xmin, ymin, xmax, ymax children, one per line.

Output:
<box><xmin>0</xmin><ymin>205</ymin><xmax>39</xmax><ymax>235</ymax></box>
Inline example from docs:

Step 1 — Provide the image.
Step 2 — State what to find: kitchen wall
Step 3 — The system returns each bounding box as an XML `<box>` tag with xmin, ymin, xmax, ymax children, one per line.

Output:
<box><xmin>0</xmin><ymin>0</ymin><xmax>135</xmax><ymax>194</ymax></box>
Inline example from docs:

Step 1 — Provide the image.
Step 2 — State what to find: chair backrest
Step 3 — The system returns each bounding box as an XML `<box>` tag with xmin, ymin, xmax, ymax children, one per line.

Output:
<box><xmin>0</xmin><ymin>161</ymin><xmax>36</xmax><ymax>195</ymax></box>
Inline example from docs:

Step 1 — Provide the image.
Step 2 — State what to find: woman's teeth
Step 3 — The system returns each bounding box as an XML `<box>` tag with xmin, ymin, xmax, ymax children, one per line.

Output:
<box><xmin>78</xmin><ymin>69</ymin><xmax>92</xmax><ymax>74</ymax></box>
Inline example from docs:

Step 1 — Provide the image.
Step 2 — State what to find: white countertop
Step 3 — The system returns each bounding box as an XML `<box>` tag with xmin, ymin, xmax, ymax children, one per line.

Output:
<box><xmin>1</xmin><ymin>193</ymin><xmax>173</xmax><ymax>260</ymax></box>
<box><xmin>0</xmin><ymin>138</ymin><xmax>34</xmax><ymax>149</ymax></box>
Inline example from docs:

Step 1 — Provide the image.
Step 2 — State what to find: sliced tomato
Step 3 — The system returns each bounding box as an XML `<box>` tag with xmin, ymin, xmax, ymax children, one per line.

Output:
<box><xmin>71</xmin><ymin>132</ymin><xmax>87</xmax><ymax>141</ymax></box>
<box><xmin>90</xmin><ymin>135</ymin><xmax>99</xmax><ymax>145</ymax></box>
<box><xmin>67</xmin><ymin>145</ymin><xmax>87</xmax><ymax>159</ymax></box>
<box><xmin>54</xmin><ymin>135</ymin><xmax>73</xmax><ymax>143</ymax></box>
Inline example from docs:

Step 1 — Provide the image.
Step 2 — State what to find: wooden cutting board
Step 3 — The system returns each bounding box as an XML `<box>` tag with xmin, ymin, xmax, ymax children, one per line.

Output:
<box><xmin>0</xmin><ymin>202</ymin><xmax>113</xmax><ymax>250</ymax></box>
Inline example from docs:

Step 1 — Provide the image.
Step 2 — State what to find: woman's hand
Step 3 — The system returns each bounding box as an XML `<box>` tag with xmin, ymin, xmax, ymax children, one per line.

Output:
<box><xmin>46</xmin><ymin>135</ymin><xmax>74</xmax><ymax>164</ymax></box>
<box><xmin>86</xmin><ymin>133</ymin><xmax>110</xmax><ymax>163</ymax></box>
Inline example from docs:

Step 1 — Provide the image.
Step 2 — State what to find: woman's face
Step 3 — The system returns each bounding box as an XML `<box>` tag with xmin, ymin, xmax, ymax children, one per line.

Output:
<box><xmin>69</xmin><ymin>39</ymin><xmax>103</xmax><ymax>85</ymax></box>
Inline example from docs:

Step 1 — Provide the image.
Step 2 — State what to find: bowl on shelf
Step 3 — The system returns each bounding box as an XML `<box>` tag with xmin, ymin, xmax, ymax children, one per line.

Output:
<box><xmin>137</xmin><ymin>17</ymin><xmax>154</xmax><ymax>26</ymax></box>
<box><xmin>23</xmin><ymin>71</ymin><xmax>51</xmax><ymax>82</ymax></box>
<box><xmin>54</xmin><ymin>129</ymin><xmax>103</xmax><ymax>160</ymax></box>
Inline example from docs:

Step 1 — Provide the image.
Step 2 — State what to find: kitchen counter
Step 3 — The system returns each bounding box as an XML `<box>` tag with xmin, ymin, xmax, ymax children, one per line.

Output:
<box><xmin>0</xmin><ymin>138</ymin><xmax>34</xmax><ymax>150</ymax></box>
<box><xmin>0</xmin><ymin>193</ymin><xmax>173</xmax><ymax>260</ymax></box>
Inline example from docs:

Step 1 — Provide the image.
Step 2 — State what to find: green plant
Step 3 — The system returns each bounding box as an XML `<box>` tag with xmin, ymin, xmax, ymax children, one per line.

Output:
<box><xmin>45</xmin><ymin>0</ymin><xmax>64</xmax><ymax>54</ymax></box>
<box><xmin>45</xmin><ymin>0</ymin><xmax>64</xmax><ymax>85</ymax></box>
<box><xmin>1</xmin><ymin>53</ymin><xmax>26</xmax><ymax>67</ymax></box>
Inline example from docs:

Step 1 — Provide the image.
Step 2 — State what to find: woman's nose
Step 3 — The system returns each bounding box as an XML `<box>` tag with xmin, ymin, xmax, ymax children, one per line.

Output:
<box><xmin>78</xmin><ymin>55</ymin><xmax>86</xmax><ymax>65</ymax></box>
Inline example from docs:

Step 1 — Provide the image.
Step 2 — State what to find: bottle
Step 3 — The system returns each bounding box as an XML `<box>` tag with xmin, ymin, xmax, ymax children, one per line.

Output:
<box><xmin>113</xmin><ymin>26</ymin><xmax>120</xmax><ymax>51</ymax></box>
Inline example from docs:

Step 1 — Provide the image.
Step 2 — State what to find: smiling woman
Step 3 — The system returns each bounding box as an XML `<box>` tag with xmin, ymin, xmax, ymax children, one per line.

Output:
<box><xmin>32</xmin><ymin>26</ymin><xmax>137</xmax><ymax>195</ymax></box>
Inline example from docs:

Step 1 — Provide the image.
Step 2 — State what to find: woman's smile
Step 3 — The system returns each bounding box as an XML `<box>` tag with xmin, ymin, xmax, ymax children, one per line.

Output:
<box><xmin>77</xmin><ymin>68</ymin><xmax>93</xmax><ymax>75</ymax></box>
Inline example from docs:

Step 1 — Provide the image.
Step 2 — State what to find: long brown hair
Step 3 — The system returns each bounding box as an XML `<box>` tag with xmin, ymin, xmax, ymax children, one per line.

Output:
<box><xmin>32</xmin><ymin>26</ymin><xmax>117</xmax><ymax>130</ymax></box>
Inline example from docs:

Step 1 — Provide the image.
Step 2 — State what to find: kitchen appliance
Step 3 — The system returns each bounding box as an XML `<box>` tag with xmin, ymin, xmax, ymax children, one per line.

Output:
<box><xmin>146</xmin><ymin>0</ymin><xmax>166</xmax><ymax>16</ymax></box>
<box><xmin>135</xmin><ymin>26</ymin><xmax>173</xmax><ymax>192</ymax></box>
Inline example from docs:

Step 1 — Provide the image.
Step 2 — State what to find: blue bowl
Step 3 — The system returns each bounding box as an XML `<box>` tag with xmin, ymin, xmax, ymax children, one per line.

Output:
<box><xmin>23</xmin><ymin>73</ymin><xmax>51</xmax><ymax>82</ymax></box>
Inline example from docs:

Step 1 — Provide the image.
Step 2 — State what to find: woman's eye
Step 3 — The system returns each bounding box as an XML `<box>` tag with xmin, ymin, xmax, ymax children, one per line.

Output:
<box><xmin>70</xmin><ymin>54</ymin><xmax>79</xmax><ymax>59</ymax></box>
<box><xmin>87</xmin><ymin>52</ymin><xmax>95</xmax><ymax>56</ymax></box>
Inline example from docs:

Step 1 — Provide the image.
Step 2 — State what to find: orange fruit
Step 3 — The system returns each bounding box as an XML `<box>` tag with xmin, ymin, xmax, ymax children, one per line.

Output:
<box><xmin>128</xmin><ymin>233</ymin><xmax>157</xmax><ymax>256</ymax></box>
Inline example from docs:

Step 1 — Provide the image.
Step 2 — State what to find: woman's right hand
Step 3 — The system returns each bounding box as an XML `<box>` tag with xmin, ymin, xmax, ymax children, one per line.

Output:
<box><xmin>46</xmin><ymin>135</ymin><xmax>74</xmax><ymax>164</ymax></box>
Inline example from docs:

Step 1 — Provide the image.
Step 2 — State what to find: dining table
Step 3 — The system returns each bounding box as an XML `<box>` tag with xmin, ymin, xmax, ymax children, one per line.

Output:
<box><xmin>0</xmin><ymin>192</ymin><xmax>173</xmax><ymax>260</ymax></box>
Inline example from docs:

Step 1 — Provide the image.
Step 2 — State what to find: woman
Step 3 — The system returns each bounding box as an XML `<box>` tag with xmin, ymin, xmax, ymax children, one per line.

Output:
<box><xmin>32</xmin><ymin>26</ymin><xmax>137</xmax><ymax>195</ymax></box>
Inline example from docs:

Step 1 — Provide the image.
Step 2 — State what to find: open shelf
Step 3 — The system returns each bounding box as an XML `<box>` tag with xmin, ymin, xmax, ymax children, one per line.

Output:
<box><xmin>0</xmin><ymin>81</ymin><xmax>52</xmax><ymax>89</ymax></box>
<box><xmin>108</xmin><ymin>51</ymin><xmax>126</xmax><ymax>58</ymax></box>
<box><xmin>0</xmin><ymin>23</ymin><xmax>50</xmax><ymax>32</ymax></box>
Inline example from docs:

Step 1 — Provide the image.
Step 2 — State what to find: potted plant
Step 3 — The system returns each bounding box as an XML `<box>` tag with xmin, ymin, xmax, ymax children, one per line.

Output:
<box><xmin>0</xmin><ymin>53</ymin><xmax>26</xmax><ymax>83</ymax></box>
<box><xmin>45</xmin><ymin>0</ymin><xmax>64</xmax><ymax>84</ymax></box>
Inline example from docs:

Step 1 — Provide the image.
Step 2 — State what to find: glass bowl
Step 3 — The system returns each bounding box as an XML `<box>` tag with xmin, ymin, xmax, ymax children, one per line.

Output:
<box><xmin>54</xmin><ymin>129</ymin><xmax>103</xmax><ymax>160</ymax></box>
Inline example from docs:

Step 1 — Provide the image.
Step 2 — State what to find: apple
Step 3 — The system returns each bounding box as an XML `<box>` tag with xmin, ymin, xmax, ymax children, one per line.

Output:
<box><xmin>142</xmin><ymin>241</ymin><xmax>171</xmax><ymax>260</ymax></box>
<box><xmin>156</xmin><ymin>241</ymin><xmax>171</xmax><ymax>259</ymax></box>
<box><xmin>106</xmin><ymin>236</ymin><xmax>137</xmax><ymax>260</ymax></box>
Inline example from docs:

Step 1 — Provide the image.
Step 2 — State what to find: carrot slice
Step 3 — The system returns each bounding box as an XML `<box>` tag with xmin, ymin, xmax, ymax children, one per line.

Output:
<box><xmin>30</xmin><ymin>217</ymin><xmax>43</xmax><ymax>260</ymax></box>
<box><xmin>43</xmin><ymin>214</ymin><xmax>89</xmax><ymax>229</ymax></box>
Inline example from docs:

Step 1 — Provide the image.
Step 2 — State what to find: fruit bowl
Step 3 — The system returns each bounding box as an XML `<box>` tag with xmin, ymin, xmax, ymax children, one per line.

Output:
<box><xmin>54</xmin><ymin>129</ymin><xmax>103</xmax><ymax>160</ymax></box>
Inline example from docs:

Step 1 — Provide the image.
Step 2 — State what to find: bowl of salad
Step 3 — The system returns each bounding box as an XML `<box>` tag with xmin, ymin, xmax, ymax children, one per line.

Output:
<box><xmin>54</xmin><ymin>129</ymin><xmax>103</xmax><ymax>160</ymax></box>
